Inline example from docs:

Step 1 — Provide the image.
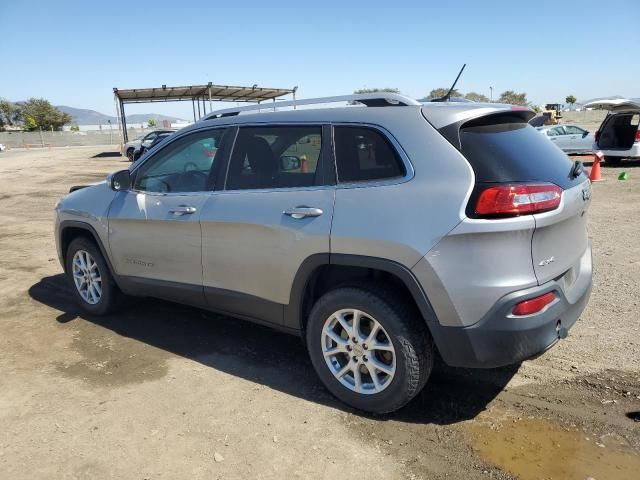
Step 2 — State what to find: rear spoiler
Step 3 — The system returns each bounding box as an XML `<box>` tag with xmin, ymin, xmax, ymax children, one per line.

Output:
<box><xmin>423</xmin><ymin>105</ymin><xmax>535</xmax><ymax>150</ymax></box>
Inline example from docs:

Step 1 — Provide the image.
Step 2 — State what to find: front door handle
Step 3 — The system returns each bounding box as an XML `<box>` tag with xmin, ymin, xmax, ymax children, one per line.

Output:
<box><xmin>169</xmin><ymin>205</ymin><xmax>197</xmax><ymax>216</ymax></box>
<box><xmin>283</xmin><ymin>206</ymin><xmax>323</xmax><ymax>219</ymax></box>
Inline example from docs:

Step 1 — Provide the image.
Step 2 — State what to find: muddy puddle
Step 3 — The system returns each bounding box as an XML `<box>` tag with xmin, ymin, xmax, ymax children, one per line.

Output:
<box><xmin>469</xmin><ymin>411</ymin><xmax>640</xmax><ymax>480</ymax></box>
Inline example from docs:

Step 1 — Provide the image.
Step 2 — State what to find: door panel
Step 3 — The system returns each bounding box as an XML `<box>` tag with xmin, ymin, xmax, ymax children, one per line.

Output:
<box><xmin>108</xmin><ymin>191</ymin><xmax>208</xmax><ymax>286</ymax></box>
<box><xmin>200</xmin><ymin>188</ymin><xmax>334</xmax><ymax>312</ymax></box>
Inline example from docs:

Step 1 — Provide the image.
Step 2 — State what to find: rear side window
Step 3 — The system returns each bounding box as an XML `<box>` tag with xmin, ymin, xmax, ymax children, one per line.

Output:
<box><xmin>459</xmin><ymin>121</ymin><xmax>585</xmax><ymax>190</ymax></box>
<box><xmin>226</xmin><ymin>126</ymin><xmax>322</xmax><ymax>190</ymax></box>
<box><xmin>334</xmin><ymin>126</ymin><xmax>405</xmax><ymax>183</ymax></box>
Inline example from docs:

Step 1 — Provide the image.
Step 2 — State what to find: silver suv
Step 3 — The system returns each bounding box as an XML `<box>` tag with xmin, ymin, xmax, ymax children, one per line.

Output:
<box><xmin>54</xmin><ymin>93</ymin><xmax>593</xmax><ymax>413</ymax></box>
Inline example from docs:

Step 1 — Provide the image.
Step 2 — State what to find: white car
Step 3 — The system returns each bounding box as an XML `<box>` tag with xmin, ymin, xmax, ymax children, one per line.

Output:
<box><xmin>584</xmin><ymin>98</ymin><xmax>640</xmax><ymax>164</ymax></box>
<box><xmin>0</xmin><ymin>143</ymin><xmax>6</xmax><ymax>152</ymax></box>
<box><xmin>536</xmin><ymin>125</ymin><xmax>594</xmax><ymax>154</ymax></box>
<box><xmin>122</xmin><ymin>129</ymin><xmax>176</xmax><ymax>161</ymax></box>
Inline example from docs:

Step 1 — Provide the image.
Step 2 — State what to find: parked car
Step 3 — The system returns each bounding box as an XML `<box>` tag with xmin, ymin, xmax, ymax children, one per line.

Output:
<box><xmin>584</xmin><ymin>98</ymin><xmax>640</xmax><ymax>164</ymax></box>
<box><xmin>54</xmin><ymin>93</ymin><xmax>593</xmax><ymax>414</ymax></box>
<box><xmin>536</xmin><ymin>124</ymin><xmax>594</xmax><ymax>154</ymax></box>
<box><xmin>123</xmin><ymin>129</ymin><xmax>176</xmax><ymax>161</ymax></box>
<box><xmin>0</xmin><ymin>143</ymin><xmax>6</xmax><ymax>152</ymax></box>
<box><xmin>132</xmin><ymin>131</ymin><xmax>174</xmax><ymax>162</ymax></box>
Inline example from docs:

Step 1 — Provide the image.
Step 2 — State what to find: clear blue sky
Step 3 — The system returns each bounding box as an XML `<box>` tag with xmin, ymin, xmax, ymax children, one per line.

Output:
<box><xmin>1</xmin><ymin>0</ymin><xmax>638</xmax><ymax>120</ymax></box>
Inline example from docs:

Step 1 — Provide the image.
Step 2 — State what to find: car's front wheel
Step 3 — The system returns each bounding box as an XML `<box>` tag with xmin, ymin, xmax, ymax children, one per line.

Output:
<box><xmin>306</xmin><ymin>285</ymin><xmax>433</xmax><ymax>413</ymax></box>
<box><xmin>126</xmin><ymin>148</ymin><xmax>135</xmax><ymax>162</ymax></box>
<box><xmin>65</xmin><ymin>237</ymin><xmax>120</xmax><ymax>315</ymax></box>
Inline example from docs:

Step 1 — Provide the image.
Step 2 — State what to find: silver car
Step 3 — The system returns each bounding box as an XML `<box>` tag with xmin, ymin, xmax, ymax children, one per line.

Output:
<box><xmin>54</xmin><ymin>93</ymin><xmax>593</xmax><ymax>413</ymax></box>
<box><xmin>537</xmin><ymin>124</ymin><xmax>594</xmax><ymax>154</ymax></box>
<box><xmin>122</xmin><ymin>129</ymin><xmax>177</xmax><ymax>161</ymax></box>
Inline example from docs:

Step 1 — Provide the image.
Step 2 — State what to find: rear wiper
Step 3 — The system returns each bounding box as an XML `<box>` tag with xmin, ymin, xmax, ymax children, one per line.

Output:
<box><xmin>570</xmin><ymin>160</ymin><xmax>584</xmax><ymax>179</ymax></box>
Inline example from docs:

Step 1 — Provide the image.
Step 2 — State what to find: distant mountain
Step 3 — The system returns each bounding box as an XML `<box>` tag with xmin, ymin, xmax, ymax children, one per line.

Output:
<box><xmin>56</xmin><ymin>105</ymin><xmax>186</xmax><ymax>125</ymax></box>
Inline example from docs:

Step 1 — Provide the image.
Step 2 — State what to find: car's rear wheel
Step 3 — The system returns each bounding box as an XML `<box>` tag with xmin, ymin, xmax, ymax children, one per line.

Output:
<box><xmin>65</xmin><ymin>237</ymin><xmax>120</xmax><ymax>315</ymax></box>
<box><xmin>306</xmin><ymin>285</ymin><xmax>433</xmax><ymax>413</ymax></box>
<box><xmin>604</xmin><ymin>155</ymin><xmax>622</xmax><ymax>165</ymax></box>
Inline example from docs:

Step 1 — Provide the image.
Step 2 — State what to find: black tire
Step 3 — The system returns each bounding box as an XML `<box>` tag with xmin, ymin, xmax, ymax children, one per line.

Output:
<box><xmin>126</xmin><ymin>148</ymin><xmax>135</xmax><ymax>162</ymax></box>
<box><xmin>306</xmin><ymin>284</ymin><xmax>434</xmax><ymax>414</ymax></box>
<box><xmin>65</xmin><ymin>237</ymin><xmax>121</xmax><ymax>315</ymax></box>
<box><xmin>604</xmin><ymin>156</ymin><xmax>622</xmax><ymax>165</ymax></box>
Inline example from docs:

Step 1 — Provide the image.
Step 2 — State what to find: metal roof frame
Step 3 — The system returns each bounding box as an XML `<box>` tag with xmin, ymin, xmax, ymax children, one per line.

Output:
<box><xmin>113</xmin><ymin>82</ymin><xmax>296</xmax><ymax>143</ymax></box>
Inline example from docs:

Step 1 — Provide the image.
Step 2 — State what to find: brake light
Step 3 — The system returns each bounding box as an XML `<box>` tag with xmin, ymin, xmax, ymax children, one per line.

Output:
<box><xmin>635</xmin><ymin>129</ymin><xmax>640</xmax><ymax>143</ymax></box>
<box><xmin>475</xmin><ymin>183</ymin><xmax>562</xmax><ymax>218</ymax></box>
<box><xmin>512</xmin><ymin>292</ymin><xmax>556</xmax><ymax>316</ymax></box>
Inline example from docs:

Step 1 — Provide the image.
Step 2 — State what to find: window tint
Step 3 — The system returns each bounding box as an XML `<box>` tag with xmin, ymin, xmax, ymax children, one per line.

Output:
<box><xmin>226</xmin><ymin>126</ymin><xmax>322</xmax><ymax>190</ymax></box>
<box><xmin>334</xmin><ymin>126</ymin><xmax>405</xmax><ymax>183</ymax></box>
<box><xmin>134</xmin><ymin>129</ymin><xmax>226</xmax><ymax>193</ymax></box>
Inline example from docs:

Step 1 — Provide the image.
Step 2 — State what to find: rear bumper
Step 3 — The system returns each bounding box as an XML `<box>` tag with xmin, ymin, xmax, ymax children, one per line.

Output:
<box><xmin>595</xmin><ymin>143</ymin><xmax>640</xmax><ymax>158</ymax></box>
<box><xmin>428</xmin><ymin>246</ymin><xmax>593</xmax><ymax>368</ymax></box>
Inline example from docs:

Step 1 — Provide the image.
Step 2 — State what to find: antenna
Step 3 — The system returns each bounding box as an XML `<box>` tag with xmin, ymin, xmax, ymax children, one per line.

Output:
<box><xmin>431</xmin><ymin>64</ymin><xmax>467</xmax><ymax>102</ymax></box>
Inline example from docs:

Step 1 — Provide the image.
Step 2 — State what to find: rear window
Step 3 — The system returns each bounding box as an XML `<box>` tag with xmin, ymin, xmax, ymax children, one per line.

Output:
<box><xmin>459</xmin><ymin>121</ymin><xmax>585</xmax><ymax>189</ymax></box>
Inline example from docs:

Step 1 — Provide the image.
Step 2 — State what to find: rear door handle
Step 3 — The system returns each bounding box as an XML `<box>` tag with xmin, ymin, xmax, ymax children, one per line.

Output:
<box><xmin>283</xmin><ymin>206</ymin><xmax>323</xmax><ymax>219</ymax></box>
<box><xmin>169</xmin><ymin>205</ymin><xmax>197</xmax><ymax>216</ymax></box>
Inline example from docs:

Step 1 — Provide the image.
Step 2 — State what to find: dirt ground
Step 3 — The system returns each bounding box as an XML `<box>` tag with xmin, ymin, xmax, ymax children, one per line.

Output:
<box><xmin>0</xmin><ymin>146</ymin><xmax>639</xmax><ymax>480</ymax></box>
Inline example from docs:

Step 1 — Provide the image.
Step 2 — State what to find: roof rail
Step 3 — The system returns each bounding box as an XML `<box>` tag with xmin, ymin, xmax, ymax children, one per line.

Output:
<box><xmin>204</xmin><ymin>93</ymin><xmax>421</xmax><ymax>119</ymax></box>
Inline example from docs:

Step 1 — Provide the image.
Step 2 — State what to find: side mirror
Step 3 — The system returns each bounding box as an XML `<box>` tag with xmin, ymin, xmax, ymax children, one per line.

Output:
<box><xmin>582</xmin><ymin>131</ymin><xmax>589</xmax><ymax>138</ymax></box>
<box><xmin>108</xmin><ymin>169</ymin><xmax>132</xmax><ymax>191</ymax></box>
<box><xmin>280</xmin><ymin>155</ymin><xmax>301</xmax><ymax>171</ymax></box>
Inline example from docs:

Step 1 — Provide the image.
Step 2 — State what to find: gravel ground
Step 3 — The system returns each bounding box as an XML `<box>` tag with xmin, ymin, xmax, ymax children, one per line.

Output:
<box><xmin>0</xmin><ymin>146</ymin><xmax>638</xmax><ymax>479</ymax></box>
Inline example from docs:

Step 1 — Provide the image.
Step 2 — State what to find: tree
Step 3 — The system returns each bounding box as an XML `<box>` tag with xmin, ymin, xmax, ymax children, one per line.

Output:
<box><xmin>353</xmin><ymin>88</ymin><xmax>400</xmax><ymax>94</ymax></box>
<box><xmin>70</xmin><ymin>124</ymin><xmax>80</xmax><ymax>132</ymax></box>
<box><xmin>20</xmin><ymin>98</ymin><xmax>72</xmax><ymax>131</ymax></box>
<box><xmin>465</xmin><ymin>92</ymin><xmax>490</xmax><ymax>103</ymax></box>
<box><xmin>498</xmin><ymin>90</ymin><xmax>529</xmax><ymax>106</ymax></box>
<box><xmin>147</xmin><ymin>118</ymin><xmax>157</xmax><ymax>127</ymax></box>
<box><xmin>23</xmin><ymin>115</ymin><xmax>37</xmax><ymax>131</ymax></box>
<box><xmin>565</xmin><ymin>95</ymin><xmax>577</xmax><ymax>106</ymax></box>
<box><xmin>427</xmin><ymin>87</ymin><xmax>461</xmax><ymax>99</ymax></box>
<box><xmin>0</xmin><ymin>99</ymin><xmax>22</xmax><ymax>128</ymax></box>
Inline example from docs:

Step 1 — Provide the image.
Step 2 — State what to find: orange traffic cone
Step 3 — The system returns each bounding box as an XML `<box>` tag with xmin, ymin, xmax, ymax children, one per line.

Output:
<box><xmin>300</xmin><ymin>154</ymin><xmax>308</xmax><ymax>173</ymax></box>
<box><xmin>589</xmin><ymin>150</ymin><xmax>604</xmax><ymax>182</ymax></box>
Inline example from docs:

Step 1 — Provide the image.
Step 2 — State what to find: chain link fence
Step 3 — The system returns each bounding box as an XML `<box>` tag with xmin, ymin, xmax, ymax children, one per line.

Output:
<box><xmin>0</xmin><ymin>127</ymin><xmax>152</xmax><ymax>149</ymax></box>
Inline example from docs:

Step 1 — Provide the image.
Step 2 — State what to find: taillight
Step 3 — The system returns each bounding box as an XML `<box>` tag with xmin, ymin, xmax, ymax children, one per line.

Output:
<box><xmin>512</xmin><ymin>292</ymin><xmax>556</xmax><ymax>316</ymax></box>
<box><xmin>475</xmin><ymin>183</ymin><xmax>562</xmax><ymax>218</ymax></box>
<box><xmin>595</xmin><ymin>130</ymin><xmax>601</xmax><ymax>142</ymax></box>
<box><xmin>635</xmin><ymin>129</ymin><xmax>640</xmax><ymax>143</ymax></box>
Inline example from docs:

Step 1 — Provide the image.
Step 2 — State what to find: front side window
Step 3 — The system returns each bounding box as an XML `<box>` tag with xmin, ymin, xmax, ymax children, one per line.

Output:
<box><xmin>334</xmin><ymin>126</ymin><xmax>405</xmax><ymax>183</ymax></box>
<box><xmin>547</xmin><ymin>127</ymin><xmax>565</xmax><ymax>136</ymax></box>
<box><xmin>564</xmin><ymin>126</ymin><xmax>585</xmax><ymax>135</ymax></box>
<box><xmin>134</xmin><ymin>129</ymin><xmax>226</xmax><ymax>193</ymax></box>
<box><xmin>226</xmin><ymin>126</ymin><xmax>322</xmax><ymax>190</ymax></box>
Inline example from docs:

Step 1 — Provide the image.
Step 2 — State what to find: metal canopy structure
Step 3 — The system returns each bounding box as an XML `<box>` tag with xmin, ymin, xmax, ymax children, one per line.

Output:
<box><xmin>113</xmin><ymin>82</ymin><xmax>297</xmax><ymax>143</ymax></box>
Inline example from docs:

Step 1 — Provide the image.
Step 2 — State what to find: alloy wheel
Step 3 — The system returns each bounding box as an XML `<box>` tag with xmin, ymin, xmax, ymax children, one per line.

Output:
<box><xmin>321</xmin><ymin>308</ymin><xmax>396</xmax><ymax>394</ymax></box>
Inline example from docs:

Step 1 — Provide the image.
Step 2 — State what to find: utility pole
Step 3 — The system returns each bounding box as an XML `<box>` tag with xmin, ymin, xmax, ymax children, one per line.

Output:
<box><xmin>490</xmin><ymin>86</ymin><xmax>493</xmax><ymax>101</ymax></box>
<box><xmin>108</xmin><ymin>120</ymin><xmax>113</xmax><ymax>145</ymax></box>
